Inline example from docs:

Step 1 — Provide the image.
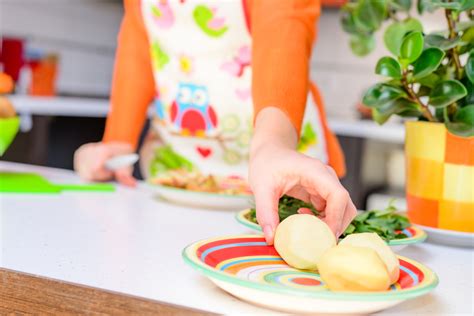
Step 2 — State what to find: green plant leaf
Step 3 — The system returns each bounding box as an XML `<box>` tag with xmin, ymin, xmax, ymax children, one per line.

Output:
<box><xmin>392</xmin><ymin>0</ymin><xmax>413</xmax><ymax>11</ymax></box>
<box><xmin>429</xmin><ymin>0</ymin><xmax>463</xmax><ymax>10</ymax></box>
<box><xmin>379</xmin><ymin>98</ymin><xmax>422</xmax><ymax>116</ymax></box>
<box><xmin>375</xmin><ymin>57</ymin><xmax>402</xmax><ymax>78</ymax></box>
<box><xmin>446</xmin><ymin>121</ymin><xmax>474</xmax><ymax>137</ymax></box>
<box><xmin>454</xmin><ymin>104</ymin><xmax>474</xmax><ymax>126</ymax></box>
<box><xmin>363</xmin><ymin>83</ymin><xmax>407</xmax><ymax>107</ymax></box>
<box><xmin>462</xmin><ymin>77</ymin><xmax>474</xmax><ymax>106</ymax></box>
<box><xmin>399</xmin><ymin>31</ymin><xmax>424</xmax><ymax>66</ymax></box>
<box><xmin>460</xmin><ymin>0</ymin><xmax>474</xmax><ymax>11</ymax></box>
<box><xmin>417</xmin><ymin>0</ymin><xmax>438</xmax><ymax>13</ymax></box>
<box><xmin>425</xmin><ymin>34</ymin><xmax>464</xmax><ymax>50</ymax></box>
<box><xmin>466</xmin><ymin>52</ymin><xmax>474</xmax><ymax>83</ymax></box>
<box><xmin>413</xmin><ymin>48</ymin><xmax>445</xmax><ymax>79</ymax></box>
<box><xmin>372</xmin><ymin>108</ymin><xmax>391</xmax><ymax>124</ymax></box>
<box><xmin>350</xmin><ymin>34</ymin><xmax>376</xmax><ymax>56</ymax></box>
<box><xmin>354</xmin><ymin>0</ymin><xmax>388</xmax><ymax>31</ymax></box>
<box><xmin>418</xmin><ymin>73</ymin><xmax>441</xmax><ymax>88</ymax></box>
<box><xmin>429</xmin><ymin>80</ymin><xmax>468</xmax><ymax>108</ymax></box>
<box><xmin>384</xmin><ymin>18</ymin><xmax>423</xmax><ymax>56</ymax></box>
<box><xmin>462</xmin><ymin>27</ymin><xmax>474</xmax><ymax>46</ymax></box>
<box><xmin>341</xmin><ymin>10</ymin><xmax>366</xmax><ymax>35</ymax></box>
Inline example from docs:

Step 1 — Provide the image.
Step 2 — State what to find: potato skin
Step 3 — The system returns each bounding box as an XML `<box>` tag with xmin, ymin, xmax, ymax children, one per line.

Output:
<box><xmin>274</xmin><ymin>214</ymin><xmax>336</xmax><ymax>270</ymax></box>
<box><xmin>318</xmin><ymin>245</ymin><xmax>391</xmax><ymax>292</ymax></box>
<box><xmin>339</xmin><ymin>233</ymin><xmax>400</xmax><ymax>284</ymax></box>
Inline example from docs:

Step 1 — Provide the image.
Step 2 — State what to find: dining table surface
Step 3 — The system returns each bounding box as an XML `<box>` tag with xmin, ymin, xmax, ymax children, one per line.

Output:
<box><xmin>0</xmin><ymin>161</ymin><xmax>472</xmax><ymax>315</ymax></box>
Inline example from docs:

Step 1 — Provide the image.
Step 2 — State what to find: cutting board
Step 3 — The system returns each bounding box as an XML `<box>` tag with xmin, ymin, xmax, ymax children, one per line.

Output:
<box><xmin>0</xmin><ymin>172</ymin><xmax>115</xmax><ymax>193</ymax></box>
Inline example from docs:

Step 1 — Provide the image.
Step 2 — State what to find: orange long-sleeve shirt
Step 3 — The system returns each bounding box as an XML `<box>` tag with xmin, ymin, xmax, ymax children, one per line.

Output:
<box><xmin>103</xmin><ymin>0</ymin><xmax>345</xmax><ymax>176</ymax></box>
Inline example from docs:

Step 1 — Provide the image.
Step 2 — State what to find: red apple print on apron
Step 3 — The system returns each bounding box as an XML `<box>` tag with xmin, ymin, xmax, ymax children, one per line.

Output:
<box><xmin>221</xmin><ymin>46</ymin><xmax>251</xmax><ymax>77</ymax></box>
<box><xmin>170</xmin><ymin>82</ymin><xmax>218</xmax><ymax>136</ymax></box>
<box><xmin>151</xmin><ymin>0</ymin><xmax>174</xmax><ymax>29</ymax></box>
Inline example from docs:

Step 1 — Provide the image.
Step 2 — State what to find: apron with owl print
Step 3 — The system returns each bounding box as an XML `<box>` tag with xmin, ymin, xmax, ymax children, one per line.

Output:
<box><xmin>141</xmin><ymin>0</ymin><xmax>328</xmax><ymax>181</ymax></box>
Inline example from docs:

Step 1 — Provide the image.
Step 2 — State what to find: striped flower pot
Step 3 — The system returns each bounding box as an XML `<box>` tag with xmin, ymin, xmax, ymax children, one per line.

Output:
<box><xmin>405</xmin><ymin>121</ymin><xmax>474</xmax><ymax>233</ymax></box>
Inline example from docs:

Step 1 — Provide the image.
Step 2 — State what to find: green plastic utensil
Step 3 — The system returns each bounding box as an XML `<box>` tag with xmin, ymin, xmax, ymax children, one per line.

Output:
<box><xmin>0</xmin><ymin>117</ymin><xmax>20</xmax><ymax>156</ymax></box>
<box><xmin>0</xmin><ymin>172</ymin><xmax>115</xmax><ymax>193</ymax></box>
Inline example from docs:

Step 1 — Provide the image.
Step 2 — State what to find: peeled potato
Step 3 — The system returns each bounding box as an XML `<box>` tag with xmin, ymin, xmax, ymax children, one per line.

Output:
<box><xmin>0</xmin><ymin>97</ymin><xmax>16</xmax><ymax>118</ymax></box>
<box><xmin>339</xmin><ymin>232</ymin><xmax>399</xmax><ymax>284</ymax></box>
<box><xmin>318</xmin><ymin>245</ymin><xmax>391</xmax><ymax>292</ymax></box>
<box><xmin>274</xmin><ymin>214</ymin><xmax>336</xmax><ymax>270</ymax></box>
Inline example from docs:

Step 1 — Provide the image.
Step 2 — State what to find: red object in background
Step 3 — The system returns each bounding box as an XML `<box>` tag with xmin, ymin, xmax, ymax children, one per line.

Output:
<box><xmin>0</xmin><ymin>37</ymin><xmax>24</xmax><ymax>82</ymax></box>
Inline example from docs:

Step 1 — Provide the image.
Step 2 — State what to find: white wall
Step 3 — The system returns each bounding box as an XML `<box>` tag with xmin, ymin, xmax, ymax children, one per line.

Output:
<box><xmin>0</xmin><ymin>0</ymin><xmax>123</xmax><ymax>96</ymax></box>
<box><xmin>1</xmin><ymin>1</ymin><xmax>446</xmax><ymax>115</ymax></box>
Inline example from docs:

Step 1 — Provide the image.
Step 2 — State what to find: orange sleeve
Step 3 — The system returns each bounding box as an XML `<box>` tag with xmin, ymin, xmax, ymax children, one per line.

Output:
<box><xmin>250</xmin><ymin>0</ymin><xmax>320</xmax><ymax>134</ymax></box>
<box><xmin>103</xmin><ymin>0</ymin><xmax>155</xmax><ymax>149</ymax></box>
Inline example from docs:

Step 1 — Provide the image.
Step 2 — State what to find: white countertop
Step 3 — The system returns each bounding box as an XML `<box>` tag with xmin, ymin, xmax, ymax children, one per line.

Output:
<box><xmin>10</xmin><ymin>96</ymin><xmax>405</xmax><ymax>143</ymax></box>
<box><xmin>1</xmin><ymin>162</ymin><xmax>472</xmax><ymax>315</ymax></box>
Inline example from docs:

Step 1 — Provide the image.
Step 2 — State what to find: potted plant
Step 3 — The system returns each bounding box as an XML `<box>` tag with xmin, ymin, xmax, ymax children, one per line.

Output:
<box><xmin>341</xmin><ymin>0</ymin><xmax>473</xmax><ymax>233</ymax></box>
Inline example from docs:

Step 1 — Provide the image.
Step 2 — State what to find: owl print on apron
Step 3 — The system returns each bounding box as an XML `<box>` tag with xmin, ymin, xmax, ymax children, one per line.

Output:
<box><xmin>141</xmin><ymin>0</ymin><xmax>328</xmax><ymax>181</ymax></box>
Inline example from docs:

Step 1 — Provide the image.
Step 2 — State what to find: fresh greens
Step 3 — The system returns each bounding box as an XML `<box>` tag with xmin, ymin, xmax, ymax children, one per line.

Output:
<box><xmin>341</xmin><ymin>204</ymin><xmax>410</xmax><ymax>241</ymax></box>
<box><xmin>149</xmin><ymin>145</ymin><xmax>194</xmax><ymax>177</ymax></box>
<box><xmin>247</xmin><ymin>195</ymin><xmax>319</xmax><ymax>223</ymax></box>
<box><xmin>247</xmin><ymin>198</ymin><xmax>410</xmax><ymax>241</ymax></box>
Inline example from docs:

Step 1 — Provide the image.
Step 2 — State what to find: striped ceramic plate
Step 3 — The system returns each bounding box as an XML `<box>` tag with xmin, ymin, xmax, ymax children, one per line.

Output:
<box><xmin>183</xmin><ymin>235</ymin><xmax>438</xmax><ymax>314</ymax></box>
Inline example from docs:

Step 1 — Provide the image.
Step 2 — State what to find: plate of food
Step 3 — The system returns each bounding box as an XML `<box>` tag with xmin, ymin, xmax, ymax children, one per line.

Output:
<box><xmin>147</xmin><ymin>146</ymin><xmax>253</xmax><ymax>210</ymax></box>
<box><xmin>235</xmin><ymin>196</ymin><xmax>427</xmax><ymax>251</ymax></box>
<box><xmin>183</xmin><ymin>230</ymin><xmax>438</xmax><ymax>314</ymax></box>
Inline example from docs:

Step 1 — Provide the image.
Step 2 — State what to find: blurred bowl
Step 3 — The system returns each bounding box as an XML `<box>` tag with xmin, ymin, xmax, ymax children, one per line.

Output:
<box><xmin>0</xmin><ymin>116</ymin><xmax>20</xmax><ymax>156</ymax></box>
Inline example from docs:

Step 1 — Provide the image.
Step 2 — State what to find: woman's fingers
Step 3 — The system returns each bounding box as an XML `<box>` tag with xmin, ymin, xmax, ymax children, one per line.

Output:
<box><xmin>340</xmin><ymin>200</ymin><xmax>358</xmax><ymax>236</ymax></box>
<box><xmin>115</xmin><ymin>167</ymin><xmax>137</xmax><ymax>187</ymax></box>
<box><xmin>253</xmin><ymin>184</ymin><xmax>280</xmax><ymax>245</ymax></box>
<box><xmin>298</xmin><ymin>158</ymin><xmax>352</xmax><ymax>237</ymax></box>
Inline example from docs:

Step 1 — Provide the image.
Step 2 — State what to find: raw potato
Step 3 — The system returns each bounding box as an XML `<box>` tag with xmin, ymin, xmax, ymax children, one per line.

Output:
<box><xmin>339</xmin><ymin>233</ymin><xmax>400</xmax><ymax>284</ymax></box>
<box><xmin>274</xmin><ymin>214</ymin><xmax>336</xmax><ymax>270</ymax></box>
<box><xmin>0</xmin><ymin>97</ymin><xmax>16</xmax><ymax>118</ymax></box>
<box><xmin>318</xmin><ymin>245</ymin><xmax>391</xmax><ymax>292</ymax></box>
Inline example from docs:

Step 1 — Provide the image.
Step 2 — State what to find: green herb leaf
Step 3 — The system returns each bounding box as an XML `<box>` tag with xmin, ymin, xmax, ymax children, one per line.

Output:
<box><xmin>429</xmin><ymin>80</ymin><xmax>468</xmax><ymax>108</ymax></box>
<box><xmin>375</xmin><ymin>57</ymin><xmax>403</xmax><ymax>78</ymax></box>
<box><xmin>399</xmin><ymin>31</ymin><xmax>424</xmax><ymax>66</ymax></box>
<box><xmin>413</xmin><ymin>48</ymin><xmax>445</xmax><ymax>80</ymax></box>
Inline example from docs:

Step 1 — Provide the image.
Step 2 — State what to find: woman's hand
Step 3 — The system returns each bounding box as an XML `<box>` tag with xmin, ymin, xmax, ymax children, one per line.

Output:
<box><xmin>249</xmin><ymin>107</ymin><xmax>357</xmax><ymax>244</ymax></box>
<box><xmin>74</xmin><ymin>141</ymin><xmax>136</xmax><ymax>187</ymax></box>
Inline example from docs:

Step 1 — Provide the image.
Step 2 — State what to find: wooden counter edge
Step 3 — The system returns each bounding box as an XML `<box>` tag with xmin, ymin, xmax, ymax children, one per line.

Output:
<box><xmin>0</xmin><ymin>268</ymin><xmax>215</xmax><ymax>315</ymax></box>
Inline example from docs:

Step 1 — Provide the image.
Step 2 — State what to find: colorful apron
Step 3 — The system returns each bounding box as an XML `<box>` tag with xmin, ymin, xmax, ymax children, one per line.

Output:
<box><xmin>141</xmin><ymin>0</ymin><xmax>327</xmax><ymax>180</ymax></box>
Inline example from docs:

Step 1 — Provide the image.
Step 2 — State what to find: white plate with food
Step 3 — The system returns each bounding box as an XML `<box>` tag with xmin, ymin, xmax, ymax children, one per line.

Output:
<box><xmin>235</xmin><ymin>196</ymin><xmax>427</xmax><ymax>251</ymax></box>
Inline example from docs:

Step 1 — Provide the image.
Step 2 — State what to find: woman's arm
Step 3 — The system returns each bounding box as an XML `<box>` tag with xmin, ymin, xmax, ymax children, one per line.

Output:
<box><xmin>248</xmin><ymin>0</ymin><xmax>356</xmax><ymax>244</ymax></box>
<box><xmin>103</xmin><ymin>0</ymin><xmax>155</xmax><ymax>149</ymax></box>
<box><xmin>250</xmin><ymin>0</ymin><xmax>320</xmax><ymax>134</ymax></box>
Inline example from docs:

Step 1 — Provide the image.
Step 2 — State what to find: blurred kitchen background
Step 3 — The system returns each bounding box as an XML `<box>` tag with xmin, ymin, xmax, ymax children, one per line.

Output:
<box><xmin>0</xmin><ymin>0</ymin><xmax>445</xmax><ymax>210</ymax></box>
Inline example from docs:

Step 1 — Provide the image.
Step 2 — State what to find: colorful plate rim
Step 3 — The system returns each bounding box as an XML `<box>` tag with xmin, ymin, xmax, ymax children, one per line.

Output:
<box><xmin>182</xmin><ymin>234</ymin><xmax>438</xmax><ymax>301</ymax></box>
<box><xmin>235</xmin><ymin>209</ymin><xmax>428</xmax><ymax>246</ymax></box>
<box><xmin>147</xmin><ymin>182</ymin><xmax>253</xmax><ymax>199</ymax></box>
